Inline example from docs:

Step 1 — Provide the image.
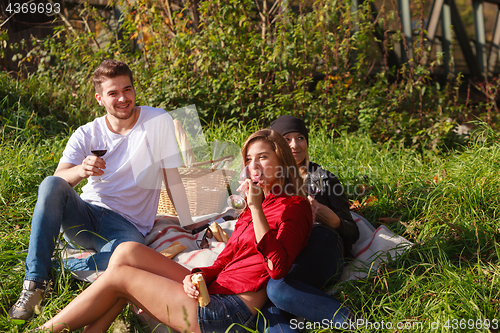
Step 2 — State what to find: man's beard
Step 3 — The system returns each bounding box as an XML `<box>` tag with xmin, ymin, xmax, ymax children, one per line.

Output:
<box><xmin>108</xmin><ymin>104</ymin><xmax>135</xmax><ymax>119</ymax></box>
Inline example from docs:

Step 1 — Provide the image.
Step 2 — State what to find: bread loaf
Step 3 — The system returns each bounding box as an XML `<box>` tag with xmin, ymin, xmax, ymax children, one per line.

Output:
<box><xmin>191</xmin><ymin>273</ymin><xmax>210</xmax><ymax>307</ymax></box>
<box><xmin>173</xmin><ymin>119</ymin><xmax>195</xmax><ymax>167</ymax></box>
<box><xmin>209</xmin><ymin>222</ymin><xmax>230</xmax><ymax>243</ymax></box>
<box><xmin>160</xmin><ymin>241</ymin><xmax>187</xmax><ymax>259</ymax></box>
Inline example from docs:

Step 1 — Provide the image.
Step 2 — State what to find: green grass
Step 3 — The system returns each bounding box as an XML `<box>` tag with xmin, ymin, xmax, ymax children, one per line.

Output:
<box><xmin>1</xmin><ymin>119</ymin><xmax>499</xmax><ymax>332</ymax></box>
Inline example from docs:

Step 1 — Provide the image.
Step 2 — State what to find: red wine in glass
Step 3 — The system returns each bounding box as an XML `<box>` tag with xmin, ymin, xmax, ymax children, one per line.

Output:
<box><xmin>90</xmin><ymin>135</ymin><xmax>108</xmax><ymax>183</ymax></box>
<box><xmin>306</xmin><ymin>182</ymin><xmax>321</xmax><ymax>198</ymax></box>
<box><xmin>91</xmin><ymin>150</ymin><xmax>107</xmax><ymax>157</ymax></box>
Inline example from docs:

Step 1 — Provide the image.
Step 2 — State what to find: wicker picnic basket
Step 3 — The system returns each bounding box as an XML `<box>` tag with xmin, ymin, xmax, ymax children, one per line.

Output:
<box><xmin>157</xmin><ymin>161</ymin><xmax>236</xmax><ymax>216</ymax></box>
<box><xmin>158</xmin><ymin>119</ymin><xmax>237</xmax><ymax>216</ymax></box>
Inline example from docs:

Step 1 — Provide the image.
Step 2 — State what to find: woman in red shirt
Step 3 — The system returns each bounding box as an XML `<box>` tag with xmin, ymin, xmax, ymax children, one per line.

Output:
<box><xmin>37</xmin><ymin>129</ymin><xmax>313</xmax><ymax>333</ymax></box>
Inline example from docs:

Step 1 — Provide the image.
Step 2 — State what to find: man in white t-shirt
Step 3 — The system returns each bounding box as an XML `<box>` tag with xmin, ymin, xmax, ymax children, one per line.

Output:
<box><xmin>9</xmin><ymin>59</ymin><xmax>193</xmax><ymax>321</ymax></box>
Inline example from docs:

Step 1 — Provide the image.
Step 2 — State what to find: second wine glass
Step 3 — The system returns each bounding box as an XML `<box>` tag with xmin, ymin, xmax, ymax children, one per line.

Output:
<box><xmin>90</xmin><ymin>135</ymin><xmax>108</xmax><ymax>183</ymax></box>
<box><xmin>305</xmin><ymin>173</ymin><xmax>322</xmax><ymax>199</ymax></box>
<box><xmin>227</xmin><ymin>166</ymin><xmax>251</xmax><ymax>210</ymax></box>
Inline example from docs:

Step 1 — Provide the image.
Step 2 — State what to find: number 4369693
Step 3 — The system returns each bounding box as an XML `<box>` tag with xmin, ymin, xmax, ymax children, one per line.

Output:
<box><xmin>6</xmin><ymin>2</ymin><xmax>61</xmax><ymax>14</ymax></box>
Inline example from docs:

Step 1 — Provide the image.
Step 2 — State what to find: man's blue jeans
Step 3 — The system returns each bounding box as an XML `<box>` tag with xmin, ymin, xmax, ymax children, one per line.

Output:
<box><xmin>24</xmin><ymin>176</ymin><xmax>145</xmax><ymax>283</ymax></box>
<box><xmin>260</xmin><ymin>224</ymin><xmax>353</xmax><ymax>332</ymax></box>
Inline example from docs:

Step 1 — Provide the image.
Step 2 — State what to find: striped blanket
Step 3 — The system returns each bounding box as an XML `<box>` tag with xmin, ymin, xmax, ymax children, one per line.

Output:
<box><xmin>64</xmin><ymin>211</ymin><xmax>412</xmax><ymax>331</ymax></box>
<box><xmin>67</xmin><ymin>211</ymin><xmax>412</xmax><ymax>284</ymax></box>
<box><xmin>145</xmin><ymin>215</ymin><xmax>236</xmax><ymax>269</ymax></box>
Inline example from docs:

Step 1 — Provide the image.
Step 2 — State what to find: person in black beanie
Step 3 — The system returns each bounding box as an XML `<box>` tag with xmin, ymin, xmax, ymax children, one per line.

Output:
<box><xmin>259</xmin><ymin>115</ymin><xmax>360</xmax><ymax>332</ymax></box>
<box><xmin>269</xmin><ymin>115</ymin><xmax>309</xmax><ymax>144</ymax></box>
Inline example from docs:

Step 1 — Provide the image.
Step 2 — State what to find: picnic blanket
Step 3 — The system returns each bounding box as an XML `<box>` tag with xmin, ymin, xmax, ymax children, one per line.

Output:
<box><xmin>66</xmin><ymin>211</ymin><xmax>412</xmax><ymax>283</ymax></box>
<box><xmin>63</xmin><ymin>211</ymin><xmax>413</xmax><ymax>331</ymax></box>
<box><xmin>342</xmin><ymin>212</ymin><xmax>413</xmax><ymax>281</ymax></box>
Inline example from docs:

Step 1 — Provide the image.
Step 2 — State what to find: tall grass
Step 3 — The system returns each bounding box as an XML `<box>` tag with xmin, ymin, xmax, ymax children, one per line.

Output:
<box><xmin>1</xmin><ymin>118</ymin><xmax>499</xmax><ymax>332</ymax></box>
<box><xmin>326</xmin><ymin>133</ymin><xmax>500</xmax><ymax>332</ymax></box>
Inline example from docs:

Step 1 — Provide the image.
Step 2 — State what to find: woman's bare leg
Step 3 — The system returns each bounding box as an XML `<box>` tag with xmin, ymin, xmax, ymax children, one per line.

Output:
<box><xmin>82</xmin><ymin>299</ymin><xmax>128</xmax><ymax>333</ymax></box>
<box><xmin>82</xmin><ymin>242</ymin><xmax>193</xmax><ymax>333</ymax></box>
<box><xmin>40</xmin><ymin>243</ymin><xmax>199</xmax><ymax>333</ymax></box>
<box><xmin>108</xmin><ymin>242</ymin><xmax>191</xmax><ymax>281</ymax></box>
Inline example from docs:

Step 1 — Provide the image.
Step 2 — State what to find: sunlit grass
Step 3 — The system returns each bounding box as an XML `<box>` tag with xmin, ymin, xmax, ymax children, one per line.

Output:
<box><xmin>1</xmin><ymin>117</ymin><xmax>500</xmax><ymax>332</ymax></box>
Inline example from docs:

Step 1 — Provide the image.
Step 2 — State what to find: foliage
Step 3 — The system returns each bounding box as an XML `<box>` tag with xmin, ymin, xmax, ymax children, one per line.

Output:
<box><xmin>3</xmin><ymin>0</ymin><xmax>494</xmax><ymax>152</ymax></box>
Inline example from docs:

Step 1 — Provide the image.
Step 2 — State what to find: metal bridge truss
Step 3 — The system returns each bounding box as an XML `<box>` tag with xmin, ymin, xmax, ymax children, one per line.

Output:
<box><xmin>354</xmin><ymin>0</ymin><xmax>500</xmax><ymax>79</ymax></box>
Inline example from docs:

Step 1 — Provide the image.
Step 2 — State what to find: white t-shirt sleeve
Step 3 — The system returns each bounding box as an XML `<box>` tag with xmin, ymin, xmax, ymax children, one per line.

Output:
<box><xmin>59</xmin><ymin>126</ymin><xmax>90</xmax><ymax>166</ymax></box>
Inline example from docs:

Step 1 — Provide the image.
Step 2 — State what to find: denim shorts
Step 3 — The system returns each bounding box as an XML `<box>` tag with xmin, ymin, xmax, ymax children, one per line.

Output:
<box><xmin>198</xmin><ymin>294</ymin><xmax>257</xmax><ymax>333</ymax></box>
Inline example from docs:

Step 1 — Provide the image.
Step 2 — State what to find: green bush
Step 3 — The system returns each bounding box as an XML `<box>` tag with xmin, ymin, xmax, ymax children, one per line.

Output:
<box><xmin>2</xmin><ymin>0</ymin><xmax>494</xmax><ymax>151</ymax></box>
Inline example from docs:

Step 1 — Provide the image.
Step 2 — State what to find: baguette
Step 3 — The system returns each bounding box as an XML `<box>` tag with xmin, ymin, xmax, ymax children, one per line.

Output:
<box><xmin>209</xmin><ymin>222</ymin><xmax>230</xmax><ymax>243</ymax></box>
<box><xmin>160</xmin><ymin>241</ymin><xmax>187</xmax><ymax>259</ymax></box>
<box><xmin>173</xmin><ymin>119</ymin><xmax>195</xmax><ymax>167</ymax></box>
<box><xmin>191</xmin><ymin>273</ymin><xmax>210</xmax><ymax>307</ymax></box>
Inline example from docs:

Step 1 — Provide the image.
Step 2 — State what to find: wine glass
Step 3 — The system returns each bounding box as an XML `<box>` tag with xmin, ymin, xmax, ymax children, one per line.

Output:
<box><xmin>227</xmin><ymin>166</ymin><xmax>251</xmax><ymax>210</ymax></box>
<box><xmin>90</xmin><ymin>135</ymin><xmax>108</xmax><ymax>183</ymax></box>
<box><xmin>305</xmin><ymin>173</ymin><xmax>322</xmax><ymax>199</ymax></box>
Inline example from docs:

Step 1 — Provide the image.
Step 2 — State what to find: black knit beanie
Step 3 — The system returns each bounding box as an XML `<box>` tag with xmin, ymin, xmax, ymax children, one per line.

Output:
<box><xmin>270</xmin><ymin>115</ymin><xmax>309</xmax><ymax>144</ymax></box>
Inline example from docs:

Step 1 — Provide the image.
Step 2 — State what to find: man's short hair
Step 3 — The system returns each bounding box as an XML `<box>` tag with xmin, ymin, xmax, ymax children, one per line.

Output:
<box><xmin>92</xmin><ymin>59</ymin><xmax>134</xmax><ymax>95</ymax></box>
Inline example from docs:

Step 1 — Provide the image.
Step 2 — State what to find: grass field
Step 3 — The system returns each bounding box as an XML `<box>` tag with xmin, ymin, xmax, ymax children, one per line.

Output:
<box><xmin>1</xmin><ymin>121</ymin><xmax>499</xmax><ymax>332</ymax></box>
